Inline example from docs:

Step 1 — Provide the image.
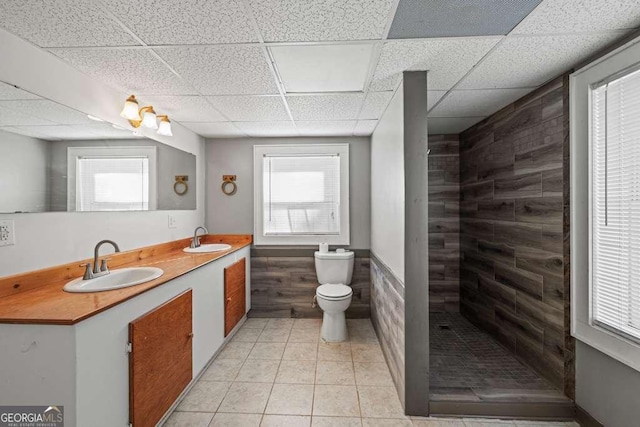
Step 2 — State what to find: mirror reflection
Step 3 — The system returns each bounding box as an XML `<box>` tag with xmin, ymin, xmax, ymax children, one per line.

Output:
<box><xmin>0</xmin><ymin>81</ymin><xmax>196</xmax><ymax>213</ymax></box>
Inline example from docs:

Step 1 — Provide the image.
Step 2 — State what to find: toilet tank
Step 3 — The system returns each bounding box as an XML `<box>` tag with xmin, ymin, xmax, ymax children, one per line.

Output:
<box><xmin>314</xmin><ymin>251</ymin><xmax>355</xmax><ymax>285</ymax></box>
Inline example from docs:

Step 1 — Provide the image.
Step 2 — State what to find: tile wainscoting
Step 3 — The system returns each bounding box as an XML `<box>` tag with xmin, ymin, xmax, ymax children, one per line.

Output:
<box><xmin>458</xmin><ymin>75</ymin><xmax>574</xmax><ymax>397</ymax></box>
<box><xmin>249</xmin><ymin>250</ymin><xmax>371</xmax><ymax>319</ymax></box>
<box><xmin>370</xmin><ymin>252</ymin><xmax>406</xmax><ymax>408</ymax></box>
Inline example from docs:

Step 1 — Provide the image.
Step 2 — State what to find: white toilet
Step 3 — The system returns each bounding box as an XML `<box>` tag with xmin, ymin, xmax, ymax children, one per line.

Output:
<box><xmin>314</xmin><ymin>250</ymin><xmax>355</xmax><ymax>342</ymax></box>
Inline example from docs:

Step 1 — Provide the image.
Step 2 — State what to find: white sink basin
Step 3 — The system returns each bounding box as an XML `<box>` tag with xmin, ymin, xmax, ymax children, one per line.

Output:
<box><xmin>183</xmin><ymin>243</ymin><xmax>232</xmax><ymax>253</ymax></box>
<box><xmin>63</xmin><ymin>267</ymin><xmax>164</xmax><ymax>293</ymax></box>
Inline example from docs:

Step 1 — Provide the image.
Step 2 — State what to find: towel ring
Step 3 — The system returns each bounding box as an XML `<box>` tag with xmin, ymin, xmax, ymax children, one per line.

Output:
<box><xmin>174</xmin><ymin>175</ymin><xmax>188</xmax><ymax>195</ymax></box>
<box><xmin>222</xmin><ymin>175</ymin><xmax>237</xmax><ymax>196</ymax></box>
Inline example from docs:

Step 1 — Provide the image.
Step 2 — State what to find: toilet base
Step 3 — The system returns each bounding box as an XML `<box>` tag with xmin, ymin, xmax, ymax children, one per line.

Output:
<box><xmin>321</xmin><ymin>311</ymin><xmax>348</xmax><ymax>342</ymax></box>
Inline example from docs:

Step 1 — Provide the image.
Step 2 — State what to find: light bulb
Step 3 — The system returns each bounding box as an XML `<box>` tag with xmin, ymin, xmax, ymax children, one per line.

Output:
<box><xmin>157</xmin><ymin>116</ymin><xmax>173</xmax><ymax>136</ymax></box>
<box><xmin>120</xmin><ymin>95</ymin><xmax>141</xmax><ymax>120</ymax></box>
<box><xmin>141</xmin><ymin>108</ymin><xmax>158</xmax><ymax>129</ymax></box>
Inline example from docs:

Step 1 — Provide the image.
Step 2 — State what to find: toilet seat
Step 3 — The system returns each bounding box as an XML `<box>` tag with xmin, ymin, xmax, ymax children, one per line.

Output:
<box><xmin>316</xmin><ymin>283</ymin><xmax>352</xmax><ymax>300</ymax></box>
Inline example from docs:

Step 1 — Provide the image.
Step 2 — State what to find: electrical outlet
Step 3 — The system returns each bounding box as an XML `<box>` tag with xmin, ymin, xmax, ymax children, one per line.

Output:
<box><xmin>0</xmin><ymin>220</ymin><xmax>15</xmax><ymax>247</ymax></box>
<box><xmin>167</xmin><ymin>215</ymin><xmax>177</xmax><ymax>229</ymax></box>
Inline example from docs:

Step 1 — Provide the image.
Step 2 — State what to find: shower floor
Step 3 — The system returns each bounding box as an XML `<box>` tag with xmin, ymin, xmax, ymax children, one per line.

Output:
<box><xmin>429</xmin><ymin>312</ymin><xmax>569</xmax><ymax>405</ymax></box>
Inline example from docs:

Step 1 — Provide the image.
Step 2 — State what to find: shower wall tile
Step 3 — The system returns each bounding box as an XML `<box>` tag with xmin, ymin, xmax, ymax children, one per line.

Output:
<box><xmin>459</xmin><ymin>75</ymin><xmax>574</xmax><ymax>396</ymax></box>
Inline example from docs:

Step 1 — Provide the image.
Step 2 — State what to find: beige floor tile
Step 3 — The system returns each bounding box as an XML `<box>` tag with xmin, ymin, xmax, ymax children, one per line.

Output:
<box><xmin>351</xmin><ymin>344</ymin><xmax>385</xmax><ymax>363</ymax></box>
<box><xmin>248</xmin><ymin>342</ymin><xmax>287</xmax><ymax>360</ymax></box>
<box><xmin>513</xmin><ymin>423</ymin><xmax>572</xmax><ymax>427</ymax></box>
<box><xmin>357</xmin><ymin>386</ymin><xmax>405</xmax><ymax>419</ymax></box>
<box><xmin>201</xmin><ymin>358</ymin><xmax>243</xmax><ymax>382</ymax></box>
<box><xmin>464</xmin><ymin>422</ymin><xmax>515</xmax><ymax>427</ymax></box>
<box><xmin>289</xmin><ymin>328</ymin><xmax>321</xmax><ymax>343</ymax></box>
<box><xmin>164</xmin><ymin>411</ymin><xmax>214</xmax><ymax>427</ymax></box>
<box><xmin>236</xmin><ymin>359</ymin><xmax>281</xmax><ymax>383</ymax></box>
<box><xmin>313</xmin><ymin>385</ymin><xmax>361</xmax><ymax>417</ymax></box>
<box><xmin>276</xmin><ymin>360</ymin><xmax>317</xmax><ymax>384</ymax></box>
<box><xmin>318</xmin><ymin>342</ymin><xmax>352</xmax><ymax>361</ymax></box>
<box><xmin>312</xmin><ymin>416</ymin><xmax>363</xmax><ymax>426</ymax></box>
<box><xmin>411</xmin><ymin>418</ymin><xmax>465</xmax><ymax>427</ymax></box>
<box><xmin>218</xmin><ymin>381</ymin><xmax>272</xmax><ymax>413</ymax></box>
<box><xmin>259</xmin><ymin>328</ymin><xmax>292</xmax><ymax>343</ymax></box>
<box><xmin>265</xmin><ymin>383</ymin><xmax>315</xmax><ymax>415</ymax></box>
<box><xmin>210</xmin><ymin>413</ymin><xmax>262</xmax><ymax>426</ymax></box>
<box><xmin>354</xmin><ymin>363</ymin><xmax>394</xmax><ymax>386</ymax></box>
<box><xmin>362</xmin><ymin>419</ymin><xmax>412</xmax><ymax>426</ymax></box>
<box><xmin>233</xmin><ymin>327</ymin><xmax>263</xmax><ymax>342</ymax></box>
<box><xmin>217</xmin><ymin>341</ymin><xmax>255</xmax><ymax>360</ymax></box>
<box><xmin>261</xmin><ymin>415</ymin><xmax>312</xmax><ymax>426</ymax></box>
<box><xmin>176</xmin><ymin>381</ymin><xmax>230</xmax><ymax>412</ymax></box>
<box><xmin>315</xmin><ymin>361</ymin><xmax>356</xmax><ymax>385</ymax></box>
<box><xmin>293</xmin><ymin>319</ymin><xmax>322</xmax><ymax>330</ymax></box>
<box><xmin>244</xmin><ymin>318</ymin><xmax>270</xmax><ymax>329</ymax></box>
<box><xmin>267</xmin><ymin>318</ymin><xmax>295</xmax><ymax>330</ymax></box>
<box><xmin>283</xmin><ymin>342</ymin><xmax>318</xmax><ymax>361</ymax></box>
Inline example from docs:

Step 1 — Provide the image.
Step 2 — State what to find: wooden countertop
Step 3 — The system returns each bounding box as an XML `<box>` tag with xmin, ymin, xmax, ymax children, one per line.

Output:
<box><xmin>0</xmin><ymin>235</ymin><xmax>252</xmax><ymax>325</ymax></box>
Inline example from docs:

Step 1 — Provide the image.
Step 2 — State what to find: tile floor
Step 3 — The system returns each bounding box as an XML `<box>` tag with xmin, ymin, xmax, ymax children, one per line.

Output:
<box><xmin>165</xmin><ymin>318</ymin><xmax>578</xmax><ymax>427</ymax></box>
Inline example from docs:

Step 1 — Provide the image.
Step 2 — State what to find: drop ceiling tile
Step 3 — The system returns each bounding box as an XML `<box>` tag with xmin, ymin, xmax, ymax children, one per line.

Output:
<box><xmin>79</xmin><ymin>123</ymin><xmax>141</xmax><ymax>139</ymax></box>
<box><xmin>0</xmin><ymin>126</ymin><xmax>52</xmax><ymax>140</ymax></box>
<box><xmin>458</xmin><ymin>33</ymin><xmax>622</xmax><ymax>89</ymax></box>
<box><xmin>0</xmin><ymin>0</ymin><xmax>139</xmax><ymax>47</ymax></box>
<box><xmin>428</xmin><ymin>117</ymin><xmax>485</xmax><ymax>134</ymax></box>
<box><xmin>181</xmin><ymin>122</ymin><xmax>246</xmax><ymax>138</ymax></box>
<box><xmin>0</xmin><ymin>83</ymin><xmax>40</xmax><ymax>101</ymax></box>
<box><xmin>234</xmin><ymin>121</ymin><xmax>298</xmax><ymax>137</ymax></box>
<box><xmin>354</xmin><ymin>120</ymin><xmax>378</xmax><ymax>136</ymax></box>
<box><xmin>247</xmin><ymin>0</ymin><xmax>394</xmax><ymax>42</ymax></box>
<box><xmin>1</xmin><ymin>100</ymin><xmax>90</xmax><ymax>125</ymax></box>
<box><xmin>0</xmin><ymin>106</ymin><xmax>55</xmax><ymax>126</ymax></box>
<box><xmin>389</xmin><ymin>0</ymin><xmax>542</xmax><ymax>38</ymax></box>
<box><xmin>207</xmin><ymin>96</ymin><xmax>289</xmax><ymax>121</ymax></box>
<box><xmin>428</xmin><ymin>91</ymin><xmax>447</xmax><ymax>110</ymax></box>
<box><xmin>102</xmin><ymin>0</ymin><xmax>257</xmax><ymax>44</ymax></box>
<box><xmin>137</xmin><ymin>96</ymin><xmax>227</xmax><ymax>122</ymax></box>
<box><xmin>157</xmin><ymin>46</ymin><xmax>278</xmax><ymax>95</ymax></box>
<box><xmin>513</xmin><ymin>0</ymin><xmax>640</xmax><ymax>34</ymax></box>
<box><xmin>52</xmin><ymin>48</ymin><xmax>196</xmax><ymax>95</ymax></box>
<box><xmin>359</xmin><ymin>92</ymin><xmax>393</xmax><ymax>120</ymax></box>
<box><xmin>7</xmin><ymin>125</ymin><xmax>105</xmax><ymax>140</ymax></box>
<box><xmin>370</xmin><ymin>37</ymin><xmax>502</xmax><ymax>91</ymax></box>
<box><xmin>270</xmin><ymin>44</ymin><xmax>374</xmax><ymax>93</ymax></box>
<box><xmin>296</xmin><ymin>121</ymin><xmax>357</xmax><ymax>136</ymax></box>
<box><xmin>430</xmin><ymin>88</ymin><xmax>533</xmax><ymax>117</ymax></box>
<box><xmin>287</xmin><ymin>94</ymin><xmax>365</xmax><ymax>121</ymax></box>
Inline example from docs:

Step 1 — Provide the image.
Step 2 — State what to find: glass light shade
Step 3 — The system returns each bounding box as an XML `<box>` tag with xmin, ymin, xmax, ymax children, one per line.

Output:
<box><xmin>141</xmin><ymin>110</ymin><xmax>158</xmax><ymax>129</ymax></box>
<box><xmin>157</xmin><ymin>118</ymin><xmax>173</xmax><ymax>136</ymax></box>
<box><xmin>120</xmin><ymin>97</ymin><xmax>141</xmax><ymax>120</ymax></box>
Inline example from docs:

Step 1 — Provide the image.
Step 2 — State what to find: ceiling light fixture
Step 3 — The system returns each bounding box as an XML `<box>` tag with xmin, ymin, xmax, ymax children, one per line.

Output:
<box><xmin>120</xmin><ymin>95</ymin><xmax>173</xmax><ymax>137</ymax></box>
<box><xmin>157</xmin><ymin>115</ymin><xmax>173</xmax><ymax>136</ymax></box>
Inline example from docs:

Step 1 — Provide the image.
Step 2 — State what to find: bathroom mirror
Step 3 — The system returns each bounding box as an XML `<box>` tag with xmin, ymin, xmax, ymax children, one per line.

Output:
<box><xmin>0</xmin><ymin>81</ymin><xmax>196</xmax><ymax>213</ymax></box>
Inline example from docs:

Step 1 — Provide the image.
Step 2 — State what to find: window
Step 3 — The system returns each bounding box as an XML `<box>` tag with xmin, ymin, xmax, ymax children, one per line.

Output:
<box><xmin>591</xmin><ymin>67</ymin><xmax>640</xmax><ymax>343</ymax></box>
<box><xmin>571</xmin><ymin>36</ymin><xmax>640</xmax><ymax>373</ymax></box>
<box><xmin>254</xmin><ymin>144</ymin><xmax>349</xmax><ymax>245</ymax></box>
<box><xmin>67</xmin><ymin>146</ymin><xmax>157</xmax><ymax>212</ymax></box>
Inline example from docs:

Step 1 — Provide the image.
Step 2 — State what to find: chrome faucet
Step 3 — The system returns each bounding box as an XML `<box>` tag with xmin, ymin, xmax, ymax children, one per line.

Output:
<box><xmin>190</xmin><ymin>226</ymin><xmax>208</xmax><ymax>248</ymax></box>
<box><xmin>80</xmin><ymin>240</ymin><xmax>121</xmax><ymax>280</ymax></box>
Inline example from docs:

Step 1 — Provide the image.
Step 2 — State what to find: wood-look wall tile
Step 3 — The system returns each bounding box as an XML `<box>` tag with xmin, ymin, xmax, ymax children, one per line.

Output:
<box><xmin>460</xmin><ymin>201</ymin><xmax>478</xmax><ymax>218</ymax></box>
<box><xmin>515</xmin><ymin>197</ymin><xmax>563</xmax><ymax>225</ymax></box>
<box><xmin>460</xmin><ymin>268</ymin><xmax>479</xmax><ymax>288</ymax></box>
<box><xmin>461</xmin><ymin>180</ymin><xmax>493</xmax><ymax>201</ymax></box>
<box><xmin>267</xmin><ymin>257</ymin><xmax>315</xmax><ymax>272</ymax></box>
<box><xmin>514</xmin><ymin>141</ymin><xmax>563</xmax><ymax>176</ymax></box>
<box><xmin>252</xmin><ymin>257</ymin><xmax>268</xmax><ymax>271</ymax></box>
<box><xmin>252</xmin><ymin>271</ymin><xmax>291</xmax><ymax>287</ymax></box>
<box><xmin>543</xmin><ymin>275</ymin><xmax>564</xmax><ymax>311</ymax></box>
<box><xmin>429</xmin><ymin>218</ymin><xmax>460</xmax><ymax>234</ymax></box>
<box><xmin>542</xmin><ymin>168</ymin><xmax>563</xmax><ymax>196</ymax></box>
<box><xmin>429</xmin><ymin>170</ymin><xmax>445</xmax><ymax>185</ymax></box>
<box><xmin>478</xmin><ymin>160</ymin><xmax>514</xmax><ymax>181</ymax></box>
<box><xmin>494</xmin><ymin>172</ymin><xmax>542</xmax><ymax>199</ymax></box>
<box><xmin>478</xmin><ymin>240</ymin><xmax>516</xmax><ymax>266</ymax></box>
<box><xmin>477</xmin><ymin>200</ymin><xmax>515</xmax><ymax>221</ymax></box>
<box><xmin>460</xmin><ymin>235</ymin><xmax>478</xmax><ymax>252</ymax></box>
<box><xmin>462</xmin><ymin>251</ymin><xmax>495</xmax><ymax>276</ymax></box>
<box><xmin>430</xmin><ymin>234</ymin><xmax>445</xmax><ymax>249</ymax></box>
<box><xmin>478</xmin><ymin>274</ymin><xmax>516</xmax><ymax>312</ymax></box>
<box><xmin>445</xmin><ymin>201</ymin><xmax>459</xmax><ymax>215</ymax></box>
<box><xmin>429</xmin><ymin>202</ymin><xmax>446</xmax><ymax>218</ymax></box>
<box><xmin>494</xmin><ymin>262</ymin><xmax>543</xmax><ymax>299</ymax></box>
<box><xmin>542</xmin><ymin>87</ymin><xmax>564</xmax><ymax>121</ymax></box>
<box><xmin>494</xmin><ymin>221</ymin><xmax>542</xmax><ymax>249</ymax></box>
<box><xmin>496</xmin><ymin>305</ymin><xmax>544</xmax><ymax>352</ymax></box>
<box><xmin>494</xmin><ymin>102</ymin><xmax>542</xmax><ymax>141</ymax></box>
<box><xmin>428</xmin><ymin>136</ymin><xmax>460</xmax><ymax>155</ymax></box>
<box><xmin>461</xmin><ymin>220</ymin><xmax>494</xmax><ymax>241</ymax></box>
<box><xmin>516</xmin><ymin>291</ymin><xmax>563</xmax><ymax>333</ymax></box>
<box><xmin>429</xmin><ymin>186</ymin><xmax>460</xmax><ymax>201</ymax></box>
<box><xmin>542</xmin><ymin>225</ymin><xmax>563</xmax><ymax>253</ymax></box>
<box><xmin>515</xmin><ymin>247</ymin><xmax>563</xmax><ymax>278</ymax></box>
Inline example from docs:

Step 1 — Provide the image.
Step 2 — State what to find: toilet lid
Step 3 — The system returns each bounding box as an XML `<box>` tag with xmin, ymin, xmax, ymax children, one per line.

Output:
<box><xmin>317</xmin><ymin>284</ymin><xmax>352</xmax><ymax>299</ymax></box>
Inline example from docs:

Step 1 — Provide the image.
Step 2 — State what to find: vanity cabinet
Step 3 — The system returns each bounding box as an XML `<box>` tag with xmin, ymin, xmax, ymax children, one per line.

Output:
<box><xmin>129</xmin><ymin>290</ymin><xmax>193</xmax><ymax>427</ymax></box>
<box><xmin>224</xmin><ymin>258</ymin><xmax>246</xmax><ymax>336</ymax></box>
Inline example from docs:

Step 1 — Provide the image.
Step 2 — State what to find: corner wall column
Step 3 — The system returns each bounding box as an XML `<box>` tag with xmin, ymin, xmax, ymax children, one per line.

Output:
<box><xmin>403</xmin><ymin>71</ymin><xmax>430</xmax><ymax>416</ymax></box>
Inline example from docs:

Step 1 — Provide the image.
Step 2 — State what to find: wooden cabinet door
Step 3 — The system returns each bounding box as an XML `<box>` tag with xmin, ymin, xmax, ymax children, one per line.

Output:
<box><xmin>129</xmin><ymin>290</ymin><xmax>193</xmax><ymax>427</ymax></box>
<box><xmin>224</xmin><ymin>258</ymin><xmax>246</xmax><ymax>336</ymax></box>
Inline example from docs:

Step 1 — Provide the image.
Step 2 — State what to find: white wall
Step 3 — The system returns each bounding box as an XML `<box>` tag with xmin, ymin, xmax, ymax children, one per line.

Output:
<box><xmin>0</xmin><ymin>130</ymin><xmax>49</xmax><ymax>213</ymax></box>
<box><xmin>205</xmin><ymin>136</ymin><xmax>371</xmax><ymax>249</ymax></box>
<box><xmin>0</xmin><ymin>28</ymin><xmax>205</xmax><ymax>277</ymax></box>
<box><xmin>371</xmin><ymin>85</ymin><xmax>405</xmax><ymax>281</ymax></box>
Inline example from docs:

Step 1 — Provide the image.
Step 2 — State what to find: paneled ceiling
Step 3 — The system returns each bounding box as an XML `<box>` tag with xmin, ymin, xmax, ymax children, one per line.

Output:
<box><xmin>0</xmin><ymin>0</ymin><xmax>639</xmax><ymax>138</ymax></box>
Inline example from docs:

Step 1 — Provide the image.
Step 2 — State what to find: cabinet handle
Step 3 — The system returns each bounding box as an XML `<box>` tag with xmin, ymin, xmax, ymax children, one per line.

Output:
<box><xmin>187</xmin><ymin>333</ymin><xmax>194</xmax><ymax>339</ymax></box>
<box><xmin>226</xmin><ymin>297</ymin><xmax>232</xmax><ymax>303</ymax></box>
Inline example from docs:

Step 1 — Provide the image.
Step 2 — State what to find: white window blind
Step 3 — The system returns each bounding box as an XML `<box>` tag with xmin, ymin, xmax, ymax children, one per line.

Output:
<box><xmin>77</xmin><ymin>156</ymin><xmax>150</xmax><ymax>211</ymax></box>
<box><xmin>262</xmin><ymin>154</ymin><xmax>340</xmax><ymax>235</ymax></box>
<box><xmin>591</xmin><ymin>66</ymin><xmax>640</xmax><ymax>343</ymax></box>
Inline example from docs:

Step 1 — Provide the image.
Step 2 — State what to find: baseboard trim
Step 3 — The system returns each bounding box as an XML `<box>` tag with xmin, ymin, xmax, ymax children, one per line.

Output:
<box><xmin>429</xmin><ymin>400</ymin><xmax>576</xmax><ymax>420</ymax></box>
<box><xmin>575</xmin><ymin>405</ymin><xmax>604</xmax><ymax>427</ymax></box>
